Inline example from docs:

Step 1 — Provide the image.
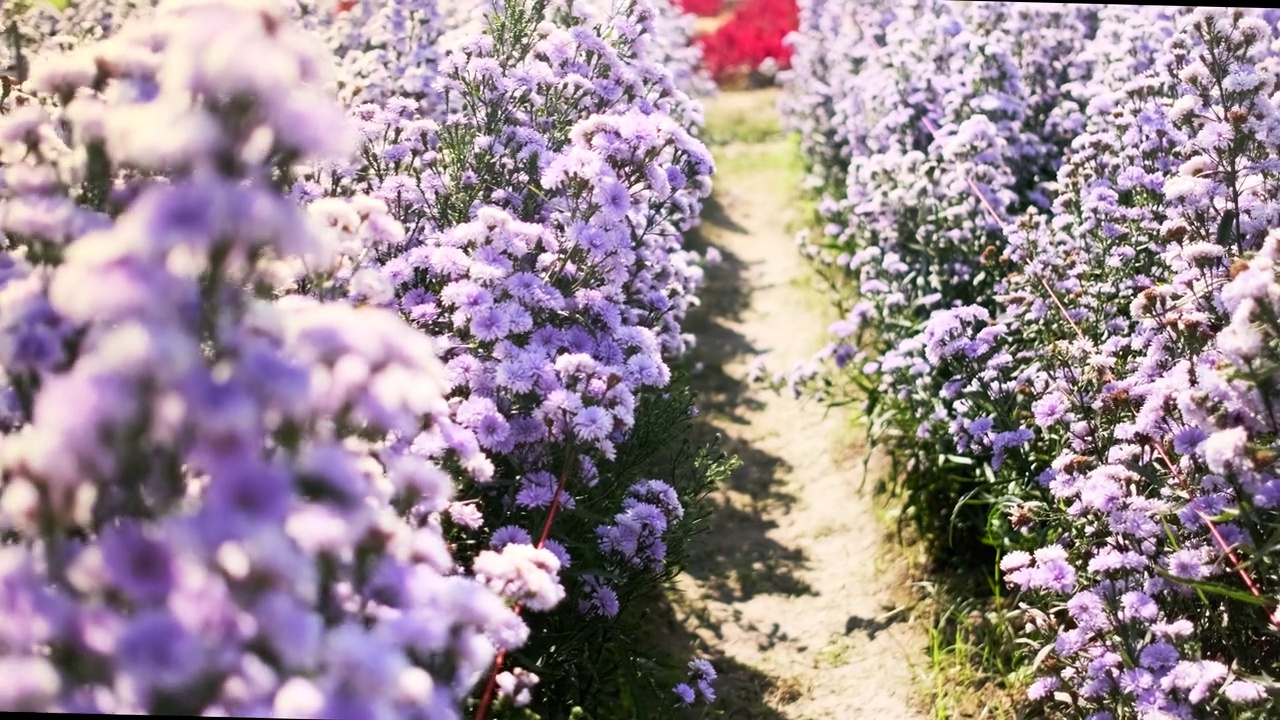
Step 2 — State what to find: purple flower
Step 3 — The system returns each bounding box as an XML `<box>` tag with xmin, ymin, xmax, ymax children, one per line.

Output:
<box><xmin>539</xmin><ymin>539</ymin><xmax>571</xmax><ymax>569</ymax></box>
<box><xmin>1066</xmin><ymin>591</ymin><xmax>1108</xmax><ymax>632</ymax></box>
<box><xmin>1033</xmin><ymin>559</ymin><xmax>1077</xmax><ymax>594</ymax></box>
<box><xmin>967</xmin><ymin>417</ymin><xmax>994</xmax><ymax>438</ymax></box>
<box><xmin>515</xmin><ymin>471</ymin><xmax>557</xmax><ymax>510</ymax></box>
<box><xmin>1201</xmin><ymin>428</ymin><xmax>1247</xmax><ymax>475</ymax></box>
<box><xmin>253</xmin><ymin>592</ymin><xmax>323</xmax><ymax>672</ymax></box>
<box><xmin>491</xmin><ymin>526</ymin><xmax>533</xmax><ymax>550</ymax></box>
<box><xmin>597</xmin><ymin>180</ymin><xmax>631</xmax><ymax>217</ymax></box>
<box><xmin>99</xmin><ymin>521</ymin><xmax>175</xmax><ymax>606</ymax></box>
<box><xmin>447</xmin><ymin>502</ymin><xmax>485</xmax><ymax>530</ymax></box>
<box><xmin>117</xmin><ymin>610</ymin><xmax>205</xmax><ymax>693</ymax></box>
<box><xmin>1138</xmin><ymin>641</ymin><xmax>1180</xmax><ymax>671</ymax></box>
<box><xmin>1119</xmin><ymin>591</ymin><xmax>1159</xmax><ymax>623</ymax></box>
<box><xmin>696</xmin><ymin>678</ymin><xmax>716</xmax><ymax>703</ymax></box>
<box><xmin>1166</xmin><ymin>548</ymin><xmax>1205</xmax><ymax>580</ymax></box>
<box><xmin>1172</xmin><ymin>426</ymin><xmax>1209</xmax><ymax>455</ymax></box>
<box><xmin>1027</xmin><ymin>676</ymin><xmax>1060</xmax><ymax>701</ymax></box>
<box><xmin>578</xmin><ymin>574</ymin><xmax>620</xmax><ymax>618</ymax></box>
<box><xmin>572</xmin><ymin>405</ymin><xmax>614</xmax><ymax>442</ymax></box>
<box><xmin>0</xmin><ymin>657</ymin><xmax>61</xmax><ymax>712</ymax></box>
<box><xmin>689</xmin><ymin>658</ymin><xmax>716</xmax><ymax>681</ymax></box>
<box><xmin>0</xmin><ymin>550</ymin><xmax>72</xmax><ymax>652</ymax></box>
<box><xmin>203</xmin><ymin>461</ymin><xmax>293</xmax><ymax>528</ymax></box>
<box><xmin>1032</xmin><ymin>392</ymin><xmax>1068</xmax><ymax>427</ymax></box>
<box><xmin>1000</xmin><ymin>551</ymin><xmax>1033</xmax><ymax>573</ymax></box>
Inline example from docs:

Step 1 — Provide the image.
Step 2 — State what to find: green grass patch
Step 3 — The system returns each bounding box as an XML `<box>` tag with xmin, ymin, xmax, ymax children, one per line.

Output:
<box><xmin>701</xmin><ymin>88</ymin><xmax>786</xmax><ymax>146</ymax></box>
<box><xmin>15</xmin><ymin>0</ymin><xmax>68</xmax><ymax>10</ymax></box>
<box><xmin>918</xmin><ymin>571</ymin><xmax>1032</xmax><ymax>719</ymax></box>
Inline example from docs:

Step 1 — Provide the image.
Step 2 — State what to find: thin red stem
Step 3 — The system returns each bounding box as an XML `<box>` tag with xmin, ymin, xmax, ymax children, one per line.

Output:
<box><xmin>473</xmin><ymin>449</ymin><xmax>577</xmax><ymax>720</ymax></box>
<box><xmin>472</xmin><ymin>648</ymin><xmax>508</xmax><ymax>720</ymax></box>
<box><xmin>1152</xmin><ymin>442</ymin><xmax>1280</xmax><ymax>628</ymax></box>
<box><xmin>536</xmin><ymin>456</ymin><xmax>574</xmax><ymax>547</ymax></box>
<box><xmin>963</xmin><ymin>173</ymin><xmax>1005</xmax><ymax>227</ymax></box>
<box><xmin>918</xmin><ymin>117</ymin><xmax>1087</xmax><ymax>344</ymax></box>
<box><xmin>1035</xmin><ymin>275</ymin><xmax>1088</xmax><ymax>344</ymax></box>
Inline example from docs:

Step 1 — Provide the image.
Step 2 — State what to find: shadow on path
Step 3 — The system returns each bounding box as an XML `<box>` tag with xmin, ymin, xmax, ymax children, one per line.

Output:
<box><xmin>643</xmin><ymin>592</ymin><xmax>801</xmax><ymax>720</ymax></box>
<box><xmin>699</xmin><ymin>192</ymin><xmax>750</xmax><ymax>235</ymax></box>
<box><xmin>636</xmin><ymin>87</ymin><xmax>930</xmax><ymax>720</ymax></box>
<box><xmin>679</xmin><ymin>221</ymin><xmax>813</xmax><ymax>605</ymax></box>
<box><xmin>633</xmin><ymin>176</ymin><xmax>819</xmax><ymax>718</ymax></box>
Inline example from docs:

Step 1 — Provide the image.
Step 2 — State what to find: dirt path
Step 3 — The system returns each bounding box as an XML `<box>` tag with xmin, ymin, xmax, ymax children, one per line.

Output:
<box><xmin>674</xmin><ymin>89</ymin><xmax>929</xmax><ymax>719</ymax></box>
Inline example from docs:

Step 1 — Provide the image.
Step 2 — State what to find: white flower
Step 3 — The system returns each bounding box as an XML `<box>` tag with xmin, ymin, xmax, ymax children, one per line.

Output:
<box><xmin>1223</xmin><ymin>679</ymin><xmax>1269</xmax><ymax>704</ymax></box>
<box><xmin>1201</xmin><ymin>427</ymin><xmax>1248</xmax><ymax>475</ymax></box>
<box><xmin>1218</xmin><ymin>306</ymin><xmax>1263</xmax><ymax>360</ymax></box>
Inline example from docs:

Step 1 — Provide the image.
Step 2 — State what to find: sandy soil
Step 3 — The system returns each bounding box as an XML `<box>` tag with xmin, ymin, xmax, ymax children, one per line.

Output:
<box><xmin>673</xmin><ymin>89</ymin><xmax>929</xmax><ymax>720</ymax></box>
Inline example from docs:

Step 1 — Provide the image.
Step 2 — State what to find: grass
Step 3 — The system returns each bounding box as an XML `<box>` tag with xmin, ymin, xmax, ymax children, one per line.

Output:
<box><xmin>918</xmin><ymin>570</ymin><xmax>1031</xmax><ymax>719</ymax></box>
<box><xmin>713</xmin><ymin>140</ymin><xmax>799</xmax><ymax>176</ymax></box>
<box><xmin>822</xmin><ymin>409</ymin><xmax>1028</xmax><ymax>719</ymax></box>
<box><xmin>813</xmin><ymin>634</ymin><xmax>855</xmax><ymax>669</ymax></box>
<box><xmin>700</xmin><ymin>87</ymin><xmax>787</xmax><ymax>147</ymax></box>
<box><xmin>857</xmin><ymin>474</ymin><xmax>1030</xmax><ymax>720</ymax></box>
<box><xmin>20</xmin><ymin>0</ymin><xmax>68</xmax><ymax>10</ymax></box>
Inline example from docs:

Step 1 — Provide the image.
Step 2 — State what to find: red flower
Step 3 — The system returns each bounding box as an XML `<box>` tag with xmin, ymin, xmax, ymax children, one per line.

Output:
<box><xmin>696</xmin><ymin>0</ymin><xmax>797</xmax><ymax>83</ymax></box>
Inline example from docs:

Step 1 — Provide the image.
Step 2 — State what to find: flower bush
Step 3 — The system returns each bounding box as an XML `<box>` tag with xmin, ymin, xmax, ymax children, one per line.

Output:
<box><xmin>297</xmin><ymin>0</ymin><xmax>730</xmax><ymax>713</ymax></box>
<box><xmin>0</xmin><ymin>0</ymin><xmax>727</xmax><ymax>717</ymax></box>
<box><xmin>696</xmin><ymin>0</ymin><xmax>797</xmax><ymax>85</ymax></box>
<box><xmin>784</xmin><ymin>3</ymin><xmax>1280</xmax><ymax>717</ymax></box>
<box><xmin>780</xmin><ymin>0</ymin><xmax>1099</xmax><ymax>566</ymax></box>
<box><xmin>0</xmin><ymin>3</ymin><xmax>520</xmax><ymax>716</ymax></box>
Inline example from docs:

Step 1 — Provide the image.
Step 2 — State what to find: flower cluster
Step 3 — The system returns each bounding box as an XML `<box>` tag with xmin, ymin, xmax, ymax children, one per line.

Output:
<box><xmin>777</xmin><ymin>0</ymin><xmax>1099</xmax><ymax>553</ymax></box>
<box><xmin>293</xmin><ymin>0</ymin><xmax>445</xmax><ymax>111</ymax></box>
<box><xmin>298</xmin><ymin>0</ymin><xmax>713</xmax><ymax>582</ymax></box>
<box><xmin>673</xmin><ymin>656</ymin><xmax>716</xmax><ymax>706</ymax></box>
<box><xmin>784</xmin><ymin>3</ymin><xmax>1280</xmax><ymax>717</ymax></box>
<box><xmin>596</xmin><ymin>478</ymin><xmax>685</xmax><ymax>572</ymax></box>
<box><xmin>0</xmin><ymin>0</ymin><xmax>722</xmax><ymax>716</ymax></box>
<box><xmin>696</xmin><ymin>0</ymin><xmax>797</xmax><ymax>85</ymax></box>
<box><xmin>0</xmin><ymin>1</ymin><xmax>537</xmax><ymax>717</ymax></box>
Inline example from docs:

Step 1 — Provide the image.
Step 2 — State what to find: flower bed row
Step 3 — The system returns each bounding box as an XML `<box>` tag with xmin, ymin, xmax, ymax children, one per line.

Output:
<box><xmin>0</xmin><ymin>0</ymin><xmax>727</xmax><ymax>717</ymax></box>
<box><xmin>783</xmin><ymin>3</ymin><xmax>1280</xmax><ymax>717</ymax></box>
